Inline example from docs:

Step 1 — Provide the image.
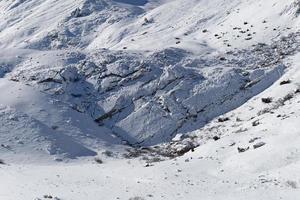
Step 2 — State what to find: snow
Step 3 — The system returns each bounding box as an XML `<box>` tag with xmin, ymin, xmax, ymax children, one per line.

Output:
<box><xmin>0</xmin><ymin>77</ymin><xmax>125</xmax><ymax>163</ymax></box>
<box><xmin>0</xmin><ymin>0</ymin><xmax>300</xmax><ymax>199</ymax></box>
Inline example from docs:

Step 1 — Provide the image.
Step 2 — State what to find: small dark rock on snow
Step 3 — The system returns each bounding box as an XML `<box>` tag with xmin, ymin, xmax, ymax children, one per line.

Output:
<box><xmin>213</xmin><ymin>136</ymin><xmax>220</xmax><ymax>141</ymax></box>
<box><xmin>261</xmin><ymin>97</ymin><xmax>272</xmax><ymax>103</ymax></box>
<box><xmin>252</xmin><ymin>120</ymin><xmax>260</xmax><ymax>127</ymax></box>
<box><xmin>280</xmin><ymin>80</ymin><xmax>291</xmax><ymax>85</ymax></box>
<box><xmin>94</xmin><ymin>157</ymin><xmax>103</xmax><ymax>164</ymax></box>
<box><xmin>43</xmin><ymin>195</ymin><xmax>53</xmax><ymax>199</ymax></box>
<box><xmin>218</xmin><ymin>117</ymin><xmax>230</xmax><ymax>122</ymax></box>
<box><xmin>0</xmin><ymin>159</ymin><xmax>5</xmax><ymax>165</ymax></box>
<box><xmin>253</xmin><ymin>142</ymin><xmax>266</xmax><ymax>149</ymax></box>
<box><xmin>237</xmin><ymin>146</ymin><xmax>250</xmax><ymax>153</ymax></box>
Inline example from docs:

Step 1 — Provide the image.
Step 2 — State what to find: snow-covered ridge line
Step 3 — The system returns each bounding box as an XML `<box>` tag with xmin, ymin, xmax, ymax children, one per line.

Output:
<box><xmin>0</xmin><ymin>0</ymin><xmax>299</xmax><ymax>51</ymax></box>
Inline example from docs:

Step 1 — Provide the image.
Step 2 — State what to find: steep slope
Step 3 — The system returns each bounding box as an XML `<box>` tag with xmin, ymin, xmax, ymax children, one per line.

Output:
<box><xmin>1</xmin><ymin>0</ymin><xmax>299</xmax><ymax>51</ymax></box>
<box><xmin>0</xmin><ymin>0</ymin><xmax>299</xmax><ymax>157</ymax></box>
<box><xmin>1</xmin><ymin>0</ymin><xmax>300</xmax><ymax>199</ymax></box>
<box><xmin>1</xmin><ymin>54</ymin><xmax>300</xmax><ymax>199</ymax></box>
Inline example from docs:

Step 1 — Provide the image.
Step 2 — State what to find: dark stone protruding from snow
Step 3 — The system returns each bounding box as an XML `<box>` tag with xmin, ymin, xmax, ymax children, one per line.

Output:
<box><xmin>218</xmin><ymin>117</ymin><xmax>230</xmax><ymax>122</ymax></box>
<box><xmin>213</xmin><ymin>136</ymin><xmax>220</xmax><ymax>141</ymax></box>
<box><xmin>261</xmin><ymin>97</ymin><xmax>272</xmax><ymax>103</ymax></box>
<box><xmin>237</xmin><ymin>146</ymin><xmax>250</xmax><ymax>153</ymax></box>
<box><xmin>280</xmin><ymin>80</ymin><xmax>291</xmax><ymax>85</ymax></box>
<box><xmin>253</xmin><ymin>142</ymin><xmax>266</xmax><ymax>149</ymax></box>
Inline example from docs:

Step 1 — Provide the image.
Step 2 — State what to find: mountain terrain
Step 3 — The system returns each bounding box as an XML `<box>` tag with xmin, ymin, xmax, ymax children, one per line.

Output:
<box><xmin>0</xmin><ymin>0</ymin><xmax>300</xmax><ymax>199</ymax></box>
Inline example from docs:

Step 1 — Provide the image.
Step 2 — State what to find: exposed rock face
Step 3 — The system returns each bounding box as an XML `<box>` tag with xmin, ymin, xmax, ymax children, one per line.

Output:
<box><xmin>7</xmin><ymin>32</ymin><xmax>300</xmax><ymax>146</ymax></box>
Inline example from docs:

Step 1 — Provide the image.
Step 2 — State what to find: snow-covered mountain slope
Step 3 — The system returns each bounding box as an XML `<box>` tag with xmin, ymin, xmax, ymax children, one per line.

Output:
<box><xmin>1</xmin><ymin>55</ymin><xmax>300</xmax><ymax>200</ymax></box>
<box><xmin>1</xmin><ymin>0</ymin><xmax>300</xmax><ymax>151</ymax></box>
<box><xmin>0</xmin><ymin>0</ymin><xmax>300</xmax><ymax>199</ymax></box>
<box><xmin>0</xmin><ymin>0</ymin><xmax>299</xmax><ymax>51</ymax></box>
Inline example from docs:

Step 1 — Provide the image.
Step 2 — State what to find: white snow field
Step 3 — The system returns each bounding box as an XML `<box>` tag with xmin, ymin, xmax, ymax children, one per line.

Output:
<box><xmin>0</xmin><ymin>0</ymin><xmax>300</xmax><ymax>199</ymax></box>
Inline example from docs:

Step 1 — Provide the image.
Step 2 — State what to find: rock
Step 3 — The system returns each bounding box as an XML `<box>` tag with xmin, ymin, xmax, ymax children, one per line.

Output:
<box><xmin>0</xmin><ymin>159</ymin><xmax>5</xmax><ymax>165</ymax></box>
<box><xmin>129</xmin><ymin>197</ymin><xmax>145</xmax><ymax>200</ymax></box>
<box><xmin>280</xmin><ymin>80</ymin><xmax>291</xmax><ymax>85</ymax></box>
<box><xmin>94</xmin><ymin>157</ymin><xmax>103</xmax><ymax>164</ymax></box>
<box><xmin>252</xmin><ymin>120</ymin><xmax>260</xmax><ymax>127</ymax></box>
<box><xmin>17</xmin><ymin>141</ymin><xmax>24</xmax><ymax>144</ymax></box>
<box><xmin>143</xmin><ymin>17</ymin><xmax>149</xmax><ymax>24</ymax></box>
<box><xmin>144</xmin><ymin>163</ymin><xmax>153</xmax><ymax>167</ymax></box>
<box><xmin>60</xmin><ymin>66</ymin><xmax>80</xmax><ymax>82</ymax></box>
<box><xmin>282</xmin><ymin>93</ymin><xmax>294</xmax><ymax>102</ymax></box>
<box><xmin>253</xmin><ymin>142</ymin><xmax>266</xmax><ymax>149</ymax></box>
<box><xmin>213</xmin><ymin>136</ymin><xmax>220</xmax><ymax>141</ymax></box>
<box><xmin>43</xmin><ymin>195</ymin><xmax>53</xmax><ymax>199</ymax></box>
<box><xmin>1</xmin><ymin>144</ymin><xmax>11</xmax><ymax>149</ymax></box>
<box><xmin>51</xmin><ymin>125</ymin><xmax>59</xmax><ymax>130</ymax></box>
<box><xmin>218</xmin><ymin>117</ymin><xmax>230</xmax><ymax>122</ymax></box>
<box><xmin>54</xmin><ymin>157</ymin><xmax>63</xmax><ymax>162</ymax></box>
<box><xmin>249</xmin><ymin>137</ymin><xmax>261</xmax><ymax>143</ymax></box>
<box><xmin>237</xmin><ymin>146</ymin><xmax>250</xmax><ymax>153</ymax></box>
<box><xmin>229</xmin><ymin>142</ymin><xmax>236</xmax><ymax>146</ymax></box>
<box><xmin>261</xmin><ymin>97</ymin><xmax>272</xmax><ymax>103</ymax></box>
